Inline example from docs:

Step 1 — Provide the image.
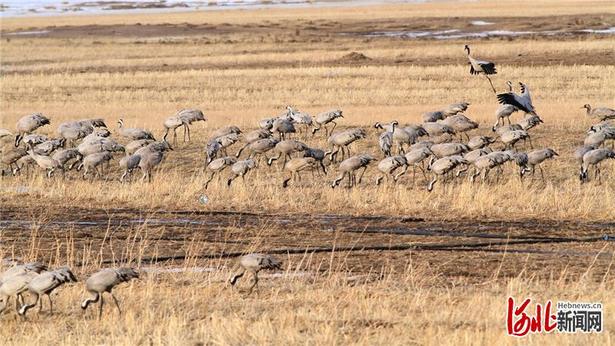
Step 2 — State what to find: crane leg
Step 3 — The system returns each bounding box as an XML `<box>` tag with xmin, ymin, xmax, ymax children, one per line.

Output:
<box><xmin>47</xmin><ymin>295</ymin><xmax>53</xmax><ymax>314</ymax></box>
<box><xmin>111</xmin><ymin>292</ymin><xmax>122</xmax><ymax>316</ymax></box>
<box><xmin>203</xmin><ymin>172</ymin><xmax>215</xmax><ymax>189</ymax></box>
<box><xmin>485</xmin><ymin>75</ymin><xmax>497</xmax><ymax>94</ymax></box>
<box><xmin>394</xmin><ymin>165</ymin><xmax>408</xmax><ymax>182</ymax></box>
<box><xmin>427</xmin><ymin>176</ymin><xmax>437</xmax><ymax>192</ymax></box>
<box><xmin>330</xmin><ymin>122</ymin><xmax>337</xmax><ymax>135</ymax></box>
<box><xmin>357</xmin><ymin>167</ymin><xmax>367</xmax><ymax>184</ymax></box>
<box><xmin>247</xmin><ymin>272</ymin><xmax>258</xmax><ymax>295</ymax></box>
<box><xmin>539</xmin><ymin>166</ymin><xmax>545</xmax><ymax>182</ymax></box>
<box><xmin>98</xmin><ymin>294</ymin><xmax>104</xmax><ymax>319</ymax></box>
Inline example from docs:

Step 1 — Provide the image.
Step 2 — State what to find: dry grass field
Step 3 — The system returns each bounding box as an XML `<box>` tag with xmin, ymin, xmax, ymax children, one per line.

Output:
<box><xmin>1</xmin><ymin>0</ymin><xmax>615</xmax><ymax>344</ymax></box>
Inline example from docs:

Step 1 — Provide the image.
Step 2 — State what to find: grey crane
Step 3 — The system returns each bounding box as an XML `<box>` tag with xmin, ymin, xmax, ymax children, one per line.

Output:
<box><xmin>422</xmin><ymin>110</ymin><xmax>445</xmax><ymax>123</ymax></box>
<box><xmin>119</xmin><ymin>154</ymin><xmax>141</xmax><ymax>183</ymax></box>
<box><xmin>229</xmin><ymin>254</ymin><xmax>282</xmax><ymax>295</ymax></box>
<box><xmin>326</xmin><ymin>128</ymin><xmax>367</xmax><ymax>162</ymax></box>
<box><xmin>211</xmin><ymin>126</ymin><xmax>242</xmax><ymax>139</ymax></box>
<box><xmin>134</xmin><ymin>141</ymin><xmax>173</xmax><ymax>182</ymax></box>
<box><xmin>497</xmin><ymin>82</ymin><xmax>537</xmax><ymax>115</ymax></box>
<box><xmin>78</xmin><ymin>151</ymin><xmax>113</xmax><ymax>179</ymax></box>
<box><xmin>584</xmin><ymin>131</ymin><xmax>609</xmax><ymax>148</ymax></box>
<box><xmin>580</xmin><ymin>148</ymin><xmax>615</xmax><ymax>183</ymax></box>
<box><xmin>117</xmin><ymin>119</ymin><xmax>155</xmax><ymax>140</ymax></box>
<box><xmin>14</xmin><ymin>113</ymin><xmax>50</xmax><ymax>147</ymax></box>
<box><xmin>78</xmin><ymin>137</ymin><xmax>124</xmax><ymax>157</ymax></box>
<box><xmin>524</xmin><ymin>148</ymin><xmax>558</xmax><ymax>181</ymax></box>
<box><xmin>375</xmin><ymin>122</ymin><xmax>426</xmax><ymax>154</ymax></box>
<box><xmin>429</xmin><ymin>142</ymin><xmax>469</xmax><ymax>158</ymax></box>
<box><xmin>33</xmin><ymin>138</ymin><xmax>65</xmax><ymax>156</ymax></box>
<box><xmin>467</xmin><ymin>136</ymin><xmax>495</xmax><ymax>150</ymax></box>
<box><xmin>271</xmin><ymin>118</ymin><xmax>296</xmax><ymax>140</ymax></box>
<box><xmin>1</xmin><ymin>146</ymin><xmax>27</xmax><ymax>176</ymax></box>
<box><xmin>588</xmin><ymin>122</ymin><xmax>615</xmax><ymax>134</ymax></box>
<box><xmin>125</xmin><ymin>139</ymin><xmax>155</xmax><ymax>155</ymax></box>
<box><xmin>422</xmin><ymin>122</ymin><xmax>455</xmax><ymax>137</ymax></box>
<box><xmin>464</xmin><ymin>44</ymin><xmax>497</xmax><ymax>93</ymax></box>
<box><xmin>586</xmin><ymin>126</ymin><xmax>615</xmax><ymax>148</ymax></box>
<box><xmin>500</xmin><ymin>130</ymin><xmax>531</xmax><ymax>149</ymax></box>
<box><xmin>14</xmin><ymin>155</ymin><xmax>36</xmax><ymax>175</ymax></box>
<box><xmin>470</xmin><ymin>155</ymin><xmax>508</xmax><ymax>183</ymax></box>
<box><xmin>286</xmin><ymin>106</ymin><xmax>313</xmax><ymax>134</ymax></box>
<box><xmin>216</xmin><ymin>133</ymin><xmax>241</xmax><ymax>155</ymax></box>
<box><xmin>227</xmin><ymin>159</ymin><xmax>257</xmax><ymax>186</ymax></box>
<box><xmin>267</xmin><ymin>139</ymin><xmax>309</xmax><ymax>168</ymax></box>
<box><xmin>176</xmin><ymin>108</ymin><xmax>207</xmax><ymax>141</ymax></box>
<box><xmin>27</xmin><ymin>149</ymin><xmax>63</xmax><ymax>178</ymax></box>
<box><xmin>162</xmin><ymin>115</ymin><xmax>186</xmax><ymax>144</ymax></box>
<box><xmin>81</xmin><ymin>127</ymin><xmax>111</xmax><ymax>143</ymax></box>
<box><xmin>238</xmin><ymin>138</ymin><xmax>278</xmax><ymax>163</ymax></box>
<box><xmin>0</xmin><ymin>271</ymin><xmax>39</xmax><ymax>314</ymax></box>
<box><xmin>312</xmin><ymin>109</ymin><xmax>343</xmax><ymax>136</ymax></box>
<box><xmin>401</xmin><ymin>146</ymin><xmax>434</xmax><ymax>182</ymax></box>
<box><xmin>21</xmin><ymin>134</ymin><xmax>49</xmax><ymax>147</ymax></box>
<box><xmin>331</xmin><ymin>154</ymin><xmax>375</xmax><ymax>188</ymax></box>
<box><xmin>81</xmin><ymin>267</ymin><xmax>139</xmax><ymax>318</ymax></box>
<box><xmin>493</xmin><ymin>81</ymin><xmax>519</xmax><ymax>130</ymax></box>
<box><xmin>509</xmin><ymin>151</ymin><xmax>531</xmax><ymax>179</ymax></box>
<box><xmin>19</xmin><ymin>267</ymin><xmax>77</xmax><ymax>316</ymax></box>
<box><xmin>0</xmin><ymin>262</ymin><xmax>46</xmax><ymax>313</ymax></box>
<box><xmin>203</xmin><ymin>157</ymin><xmax>237</xmax><ymax>189</ymax></box>
<box><xmin>302</xmin><ymin>147</ymin><xmax>327</xmax><ymax>174</ymax></box>
<box><xmin>205</xmin><ymin>138</ymin><xmax>222</xmax><ymax>164</ymax></box>
<box><xmin>375</xmin><ymin>155</ymin><xmax>408</xmax><ymax>185</ymax></box>
<box><xmin>258</xmin><ymin>117</ymin><xmax>276</xmax><ymax>131</ymax></box>
<box><xmin>494</xmin><ymin>123</ymin><xmax>523</xmax><ymax>136</ymax></box>
<box><xmin>519</xmin><ymin>114</ymin><xmax>544</xmax><ymax>131</ymax></box>
<box><xmin>443</xmin><ymin>101</ymin><xmax>471</xmax><ymax>117</ymax></box>
<box><xmin>574</xmin><ymin>145</ymin><xmax>597</xmax><ymax>170</ymax></box>
<box><xmin>463</xmin><ymin>147</ymin><xmax>493</xmax><ymax>163</ymax></box>
<box><xmin>441</xmin><ymin>114</ymin><xmax>479</xmax><ymax>141</ymax></box>
<box><xmin>235</xmin><ymin>129</ymin><xmax>272</xmax><ymax>158</ymax></box>
<box><xmin>56</xmin><ymin>119</ymin><xmax>106</xmax><ymax>146</ymax></box>
<box><xmin>583</xmin><ymin>104</ymin><xmax>615</xmax><ymax>122</ymax></box>
<box><xmin>427</xmin><ymin>155</ymin><xmax>469</xmax><ymax>191</ymax></box>
<box><xmin>282</xmin><ymin>157</ymin><xmax>320</xmax><ymax>187</ymax></box>
<box><xmin>0</xmin><ymin>262</ymin><xmax>47</xmax><ymax>284</ymax></box>
<box><xmin>376</xmin><ymin>121</ymin><xmax>397</xmax><ymax>157</ymax></box>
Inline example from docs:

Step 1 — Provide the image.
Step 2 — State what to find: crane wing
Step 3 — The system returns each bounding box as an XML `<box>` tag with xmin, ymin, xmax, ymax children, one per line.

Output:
<box><xmin>478</xmin><ymin>61</ymin><xmax>497</xmax><ymax>75</ymax></box>
<box><xmin>496</xmin><ymin>93</ymin><xmax>531</xmax><ymax>114</ymax></box>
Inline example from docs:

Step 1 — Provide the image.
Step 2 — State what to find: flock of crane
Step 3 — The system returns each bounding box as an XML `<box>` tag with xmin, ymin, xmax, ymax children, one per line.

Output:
<box><xmin>1</xmin><ymin>44</ymin><xmax>615</xmax><ymax>191</ymax></box>
<box><xmin>0</xmin><ymin>253</ymin><xmax>281</xmax><ymax>318</ymax></box>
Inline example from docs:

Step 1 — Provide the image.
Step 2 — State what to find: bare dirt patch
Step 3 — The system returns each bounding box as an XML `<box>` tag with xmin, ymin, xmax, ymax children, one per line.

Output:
<box><xmin>2</xmin><ymin>205</ymin><xmax>614</xmax><ymax>283</ymax></box>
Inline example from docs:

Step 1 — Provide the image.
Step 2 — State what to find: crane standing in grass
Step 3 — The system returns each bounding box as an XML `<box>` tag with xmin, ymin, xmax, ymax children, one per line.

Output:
<box><xmin>19</xmin><ymin>267</ymin><xmax>77</xmax><ymax>316</ymax></box>
<box><xmin>229</xmin><ymin>254</ymin><xmax>282</xmax><ymax>295</ymax></box>
<box><xmin>81</xmin><ymin>267</ymin><xmax>139</xmax><ymax>319</ymax></box>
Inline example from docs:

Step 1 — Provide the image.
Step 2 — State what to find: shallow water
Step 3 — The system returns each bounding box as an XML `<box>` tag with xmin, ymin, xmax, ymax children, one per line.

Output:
<box><xmin>363</xmin><ymin>27</ymin><xmax>615</xmax><ymax>40</ymax></box>
<box><xmin>0</xmin><ymin>0</ymin><xmax>433</xmax><ymax>18</ymax></box>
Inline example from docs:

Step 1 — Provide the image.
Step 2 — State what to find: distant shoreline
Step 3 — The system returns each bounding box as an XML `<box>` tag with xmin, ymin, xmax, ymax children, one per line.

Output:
<box><xmin>0</xmin><ymin>0</ymin><xmax>431</xmax><ymax>19</ymax></box>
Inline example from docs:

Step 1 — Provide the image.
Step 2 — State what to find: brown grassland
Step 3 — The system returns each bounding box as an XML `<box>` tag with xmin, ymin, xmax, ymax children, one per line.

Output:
<box><xmin>1</xmin><ymin>0</ymin><xmax>615</xmax><ymax>344</ymax></box>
